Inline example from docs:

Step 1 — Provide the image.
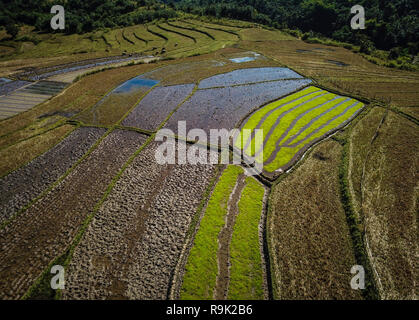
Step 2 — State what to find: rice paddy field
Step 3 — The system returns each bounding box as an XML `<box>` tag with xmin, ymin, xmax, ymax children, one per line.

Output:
<box><xmin>0</xmin><ymin>17</ymin><xmax>417</xmax><ymax>301</ymax></box>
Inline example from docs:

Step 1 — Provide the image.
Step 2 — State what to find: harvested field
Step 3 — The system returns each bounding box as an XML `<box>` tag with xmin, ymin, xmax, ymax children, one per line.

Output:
<box><xmin>0</xmin><ymin>124</ymin><xmax>74</xmax><ymax>177</ymax></box>
<box><xmin>122</xmin><ymin>84</ymin><xmax>195</xmax><ymax>131</ymax></box>
<box><xmin>181</xmin><ymin>166</ymin><xmax>266</xmax><ymax>300</ymax></box>
<box><xmin>62</xmin><ymin>141</ymin><xmax>215</xmax><ymax>299</ymax></box>
<box><xmin>235</xmin><ymin>86</ymin><xmax>364</xmax><ymax>177</ymax></box>
<box><xmin>349</xmin><ymin>108</ymin><xmax>418</xmax><ymax>299</ymax></box>
<box><xmin>165</xmin><ymin>78</ymin><xmax>311</xmax><ymax>135</ymax></box>
<box><xmin>0</xmin><ymin>130</ymin><xmax>147</xmax><ymax>299</ymax></box>
<box><xmin>0</xmin><ymin>127</ymin><xmax>106</xmax><ymax>225</ymax></box>
<box><xmin>198</xmin><ymin>67</ymin><xmax>303</xmax><ymax>89</ymax></box>
<box><xmin>268</xmin><ymin>140</ymin><xmax>362</xmax><ymax>299</ymax></box>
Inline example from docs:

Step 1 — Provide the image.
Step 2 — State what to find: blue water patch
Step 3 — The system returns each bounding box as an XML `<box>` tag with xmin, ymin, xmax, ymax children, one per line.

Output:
<box><xmin>229</xmin><ymin>57</ymin><xmax>256</xmax><ymax>63</ymax></box>
<box><xmin>113</xmin><ymin>77</ymin><xmax>159</xmax><ymax>93</ymax></box>
<box><xmin>0</xmin><ymin>77</ymin><xmax>12</xmax><ymax>84</ymax></box>
<box><xmin>198</xmin><ymin>67</ymin><xmax>304</xmax><ymax>89</ymax></box>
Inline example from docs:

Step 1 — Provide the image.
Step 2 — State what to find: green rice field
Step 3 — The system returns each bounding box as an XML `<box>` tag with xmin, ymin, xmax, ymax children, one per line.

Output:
<box><xmin>235</xmin><ymin>86</ymin><xmax>364</xmax><ymax>174</ymax></box>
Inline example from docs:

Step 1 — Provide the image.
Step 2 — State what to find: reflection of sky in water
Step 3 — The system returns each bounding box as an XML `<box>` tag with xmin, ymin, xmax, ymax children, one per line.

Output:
<box><xmin>0</xmin><ymin>77</ymin><xmax>12</xmax><ymax>84</ymax></box>
<box><xmin>229</xmin><ymin>57</ymin><xmax>256</xmax><ymax>63</ymax></box>
<box><xmin>114</xmin><ymin>77</ymin><xmax>159</xmax><ymax>93</ymax></box>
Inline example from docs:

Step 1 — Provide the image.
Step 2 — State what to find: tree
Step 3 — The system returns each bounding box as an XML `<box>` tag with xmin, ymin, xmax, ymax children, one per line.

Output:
<box><xmin>6</xmin><ymin>23</ymin><xmax>19</xmax><ymax>39</ymax></box>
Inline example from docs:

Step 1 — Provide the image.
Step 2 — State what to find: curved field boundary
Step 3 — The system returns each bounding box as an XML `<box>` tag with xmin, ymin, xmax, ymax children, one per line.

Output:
<box><xmin>157</xmin><ymin>24</ymin><xmax>197</xmax><ymax>43</ymax></box>
<box><xmin>122</xmin><ymin>29</ymin><xmax>135</xmax><ymax>45</ymax></box>
<box><xmin>254</xmin><ymin>95</ymin><xmax>345</xmax><ymax>159</ymax></box>
<box><xmin>281</xmin><ymin>99</ymin><xmax>351</xmax><ymax>146</ymax></box>
<box><xmin>242</xmin><ymin>90</ymin><xmax>329</xmax><ymax>155</ymax></box>
<box><xmin>132</xmin><ymin>31</ymin><xmax>149</xmax><ymax>44</ymax></box>
<box><xmin>146</xmin><ymin>25</ymin><xmax>168</xmax><ymax>42</ymax></box>
<box><xmin>263</xmin><ymin>104</ymin><xmax>364</xmax><ymax>174</ymax></box>
<box><xmin>285</xmin><ymin>102</ymin><xmax>362</xmax><ymax>148</ymax></box>
<box><xmin>234</xmin><ymin>83</ymin><xmax>364</xmax><ymax>176</ymax></box>
<box><xmin>184</xmin><ymin>20</ymin><xmax>241</xmax><ymax>40</ymax></box>
<box><xmin>198</xmin><ymin>67</ymin><xmax>303</xmax><ymax>89</ymax></box>
<box><xmin>239</xmin><ymin>88</ymin><xmax>326</xmax><ymax>153</ymax></box>
<box><xmin>167</xmin><ymin>22</ymin><xmax>215</xmax><ymax>40</ymax></box>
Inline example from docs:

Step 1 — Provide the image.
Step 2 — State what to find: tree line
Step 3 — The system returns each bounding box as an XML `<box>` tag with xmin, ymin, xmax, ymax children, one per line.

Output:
<box><xmin>1</xmin><ymin>0</ymin><xmax>417</xmax><ymax>54</ymax></box>
<box><xmin>169</xmin><ymin>0</ymin><xmax>418</xmax><ymax>53</ymax></box>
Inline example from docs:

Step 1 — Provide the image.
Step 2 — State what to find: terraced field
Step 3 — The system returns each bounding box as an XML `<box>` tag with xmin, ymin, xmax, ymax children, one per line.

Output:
<box><xmin>0</xmin><ymin>127</ymin><xmax>105</xmax><ymax>225</ymax></box>
<box><xmin>0</xmin><ymin>20</ymin><xmax>417</xmax><ymax>302</ymax></box>
<box><xmin>0</xmin><ymin>81</ymin><xmax>67</xmax><ymax>120</ymax></box>
<box><xmin>165</xmin><ymin>68</ymin><xmax>311</xmax><ymax>135</ymax></box>
<box><xmin>235</xmin><ymin>86</ymin><xmax>364</xmax><ymax>178</ymax></box>
<box><xmin>76</xmin><ymin>76</ymin><xmax>159</xmax><ymax>126</ymax></box>
<box><xmin>180</xmin><ymin>166</ymin><xmax>267</xmax><ymax>300</ymax></box>
<box><xmin>244</xmin><ymin>40</ymin><xmax>419</xmax><ymax>109</ymax></box>
<box><xmin>62</xmin><ymin>142</ymin><xmax>215</xmax><ymax>299</ymax></box>
<box><xmin>0</xmin><ymin>130</ymin><xmax>147</xmax><ymax>299</ymax></box>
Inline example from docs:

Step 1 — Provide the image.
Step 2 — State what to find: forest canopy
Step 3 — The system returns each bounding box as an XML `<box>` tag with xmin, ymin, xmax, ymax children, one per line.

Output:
<box><xmin>1</xmin><ymin>0</ymin><xmax>417</xmax><ymax>53</ymax></box>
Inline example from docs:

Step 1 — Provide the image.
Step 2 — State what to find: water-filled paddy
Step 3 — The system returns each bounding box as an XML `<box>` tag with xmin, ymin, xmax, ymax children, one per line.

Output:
<box><xmin>230</xmin><ymin>57</ymin><xmax>257</xmax><ymax>63</ymax></box>
<box><xmin>123</xmin><ymin>84</ymin><xmax>194</xmax><ymax>131</ymax></box>
<box><xmin>165</xmin><ymin>78</ymin><xmax>311</xmax><ymax>135</ymax></box>
<box><xmin>114</xmin><ymin>77</ymin><xmax>159</xmax><ymax>93</ymax></box>
<box><xmin>198</xmin><ymin>67</ymin><xmax>303</xmax><ymax>89</ymax></box>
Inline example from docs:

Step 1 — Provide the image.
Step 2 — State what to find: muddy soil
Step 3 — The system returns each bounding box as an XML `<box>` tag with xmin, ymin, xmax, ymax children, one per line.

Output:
<box><xmin>0</xmin><ymin>127</ymin><xmax>106</xmax><ymax>224</ymax></box>
<box><xmin>0</xmin><ymin>130</ymin><xmax>146</xmax><ymax>299</ymax></box>
<box><xmin>62</xmin><ymin>142</ymin><xmax>216</xmax><ymax>299</ymax></box>
<box><xmin>122</xmin><ymin>84</ymin><xmax>195</xmax><ymax>131</ymax></box>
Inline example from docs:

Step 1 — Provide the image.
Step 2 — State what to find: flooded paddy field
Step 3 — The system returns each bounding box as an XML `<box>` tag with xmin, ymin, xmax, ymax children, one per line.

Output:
<box><xmin>165</xmin><ymin>78</ymin><xmax>311</xmax><ymax>135</ymax></box>
<box><xmin>122</xmin><ymin>84</ymin><xmax>195</xmax><ymax>131</ymax></box>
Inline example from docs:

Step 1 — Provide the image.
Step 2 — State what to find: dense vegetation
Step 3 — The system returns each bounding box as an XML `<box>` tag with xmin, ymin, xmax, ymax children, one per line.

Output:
<box><xmin>0</xmin><ymin>0</ymin><xmax>177</xmax><ymax>34</ymax></box>
<box><xmin>1</xmin><ymin>0</ymin><xmax>417</xmax><ymax>55</ymax></box>
<box><xmin>172</xmin><ymin>0</ymin><xmax>418</xmax><ymax>53</ymax></box>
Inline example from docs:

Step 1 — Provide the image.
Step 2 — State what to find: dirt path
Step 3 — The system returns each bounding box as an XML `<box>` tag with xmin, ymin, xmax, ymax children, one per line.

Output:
<box><xmin>214</xmin><ymin>173</ymin><xmax>246</xmax><ymax>299</ymax></box>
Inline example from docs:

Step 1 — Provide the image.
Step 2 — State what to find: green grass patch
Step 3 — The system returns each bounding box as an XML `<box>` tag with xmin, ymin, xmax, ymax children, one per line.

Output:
<box><xmin>180</xmin><ymin>165</ymin><xmax>243</xmax><ymax>300</ymax></box>
<box><xmin>264</xmin><ymin>103</ymin><xmax>363</xmax><ymax>171</ymax></box>
<box><xmin>246</xmin><ymin>90</ymin><xmax>334</xmax><ymax>156</ymax></box>
<box><xmin>228</xmin><ymin>177</ymin><xmax>265</xmax><ymax>300</ymax></box>
<box><xmin>235</xmin><ymin>86</ymin><xmax>321</xmax><ymax>151</ymax></box>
